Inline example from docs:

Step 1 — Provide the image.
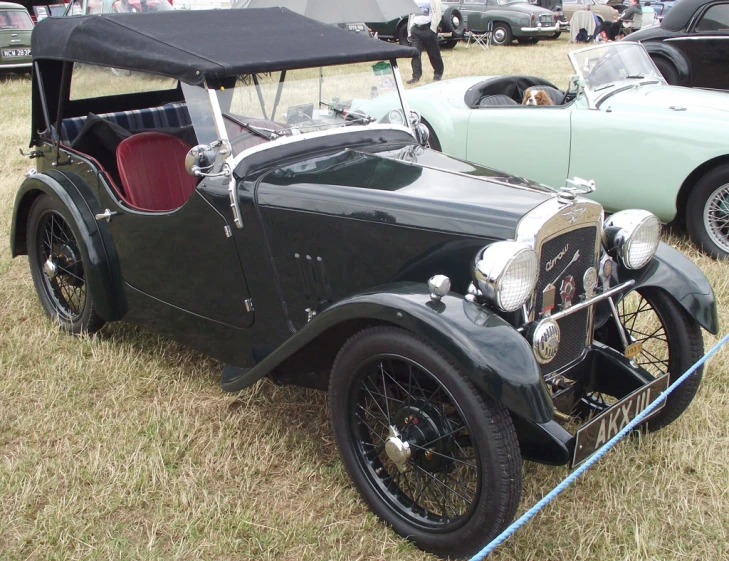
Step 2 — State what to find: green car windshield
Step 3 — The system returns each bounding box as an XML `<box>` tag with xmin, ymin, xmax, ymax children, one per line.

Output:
<box><xmin>570</xmin><ymin>43</ymin><xmax>663</xmax><ymax>104</ymax></box>
<box><xmin>182</xmin><ymin>61</ymin><xmax>408</xmax><ymax>158</ymax></box>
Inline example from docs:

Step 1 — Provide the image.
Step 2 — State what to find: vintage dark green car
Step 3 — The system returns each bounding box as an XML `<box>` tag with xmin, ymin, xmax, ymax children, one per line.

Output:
<box><xmin>0</xmin><ymin>1</ymin><xmax>31</xmax><ymax>72</ymax></box>
<box><xmin>11</xmin><ymin>8</ymin><xmax>718</xmax><ymax>559</ymax></box>
<box><xmin>444</xmin><ymin>0</ymin><xmax>561</xmax><ymax>44</ymax></box>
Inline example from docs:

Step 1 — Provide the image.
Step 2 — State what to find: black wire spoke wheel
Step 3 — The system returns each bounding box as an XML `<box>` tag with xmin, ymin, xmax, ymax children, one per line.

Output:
<box><xmin>352</xmin><ymin>355</ymin><xmax>479</xmax><ymax>525</ymax></box>
<box><xmin>27</xmin><ymin>195</ymin><xmax>104</xmax><ymax>334</ymax></box>
<box><xmin>329</xmin><ymin>327</ymin><xmax>521</xmax><ymax>558</ymax></box>
<box><xmin>37</xmin><ymin>210</ymin><xmax>87</xmax><ymax>321</ymax></box>
<box><xmin>592</xmin><ymin>288</ymin><xmax>704</xmax><ymax>432</ymax></box>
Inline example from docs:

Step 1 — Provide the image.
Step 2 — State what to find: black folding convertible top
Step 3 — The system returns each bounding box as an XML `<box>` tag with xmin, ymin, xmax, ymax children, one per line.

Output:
<box><xmin>31</xmin><ymin>8</ymin><xmax>418</xmax><ymax>85</ymax></box>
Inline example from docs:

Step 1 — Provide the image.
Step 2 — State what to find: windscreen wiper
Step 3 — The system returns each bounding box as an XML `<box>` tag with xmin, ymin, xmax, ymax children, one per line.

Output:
<box><xmin>223</xmin><ymin>113</ymin><xmax>275</xmax><ymax>140</ymax></box>
<box><xmin>320</xmin><ymin>101</ymin><xmax>375</xmax><ymax>125</ymax></box>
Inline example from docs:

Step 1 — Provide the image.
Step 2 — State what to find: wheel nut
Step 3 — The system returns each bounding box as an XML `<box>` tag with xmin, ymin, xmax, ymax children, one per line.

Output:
<box><xmin>425</xmin><ymin>449</ymin><xmax>433</xmax><ymax>460</ymax></box>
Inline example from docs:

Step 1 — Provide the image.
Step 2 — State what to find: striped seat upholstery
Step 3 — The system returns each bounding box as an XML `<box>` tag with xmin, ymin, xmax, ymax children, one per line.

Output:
<box><xmin>61</xmin><ymin>103</ymin><xmax>191</xmax><ymax>144</ymax></box>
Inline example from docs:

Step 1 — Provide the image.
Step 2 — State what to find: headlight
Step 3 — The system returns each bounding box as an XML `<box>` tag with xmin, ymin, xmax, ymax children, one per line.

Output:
<box><xmin>603</xmin><ymin>210</ymin><xmax>660</xmax><ymax>270</ymax></box>
<box><xmin>474</xmin><ymin>241</ymin><xmax>538</xmax><ymax>312</ymax></box>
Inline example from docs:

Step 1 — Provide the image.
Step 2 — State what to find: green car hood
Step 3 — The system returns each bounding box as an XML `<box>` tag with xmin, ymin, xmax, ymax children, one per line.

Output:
<box><xmin>264</xmin><ymin>145</ymin><xmax>554</xmax><ymax>240</ymax></box>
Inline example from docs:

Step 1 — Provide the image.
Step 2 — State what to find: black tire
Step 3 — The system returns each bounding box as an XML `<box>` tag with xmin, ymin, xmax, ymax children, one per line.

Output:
<box><xmin>517</xmin><ymin>37</ymin><xmax>539</xmax><ymax>45</ymax></box>
<box><xmin>27</xmin><ymin>195</ymin><xmax>105</xmax><ymax>334</ymax></box>
<box><xmin>491</xmin><ymin>23</ymin><xmax>513</xmax><ymax>46</ymax></box>
<box><xmin>593</xmin><ymin>288</ymin><xmax>703</xmax><ymax>432</ymax></box>
<box><xmin>397</xmin><ymin>21</ymin><xmax>411</xmax><ymax>46</ymax></box>
<box><xmin>440</xmin><ymin>39</ymin><xmax>459</xmax><ymax>49</ymax></box>
<box><xmin>653</xmin><ymin>56</ymin><xmax>679</xmax><ymax>85</ymax></box>
<box><xmin>422</xmin><ymin>119</ymin><xmax>442</xmax><ymax>152</ymax></box>
<box><xmin>328</xmin><ymin>327</ymin><xmax>521</xmax><ymax>559</ymax></box>
<box><xmin>686</xmin><ymin>164</ymin><xmax>729</xmax><ymax>259</ymax></box>
<box><xmin>547</xmin><ymin>31</ymin><xmax>562</xmax><ymax>39</ymax></box>
<box><xmin>441</xmin><ymin>7</ymin><xmax>465</xmax><ymax>38</ymax></box>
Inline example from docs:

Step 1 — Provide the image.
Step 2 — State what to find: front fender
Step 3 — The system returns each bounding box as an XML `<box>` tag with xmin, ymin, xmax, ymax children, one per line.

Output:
<box><xmin>10</xmin><ymin>171</ymin><xmax>127</xmax><ymax>322</ymax></box>
<box><xmin>223</xmin><ymin>282</ymin><xmax>554</xmax><ymax>424</ymax></box>
<box><xmin>616</xmin><ymin>242</ymin><xmax>718</xmax><ymax>334</ymax></box>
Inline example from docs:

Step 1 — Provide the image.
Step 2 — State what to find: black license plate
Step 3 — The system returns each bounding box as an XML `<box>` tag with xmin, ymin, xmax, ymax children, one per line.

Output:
<box><xmin>572</xmin><ymin>375</ymin><xmax>669</xmax><ymax>467</ymax></box>
<box><xmin>2</xmin><ymin>48</ymin><xmax>31</xmax><ymax>58</ymax></box>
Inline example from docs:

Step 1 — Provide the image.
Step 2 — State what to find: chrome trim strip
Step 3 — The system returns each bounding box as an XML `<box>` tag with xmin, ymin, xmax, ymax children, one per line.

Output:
<box><xmin>666</xmin><ymin>36</ymin><xmax>729</xmax><ymax>41</ymax></box>
<box><xmin>520</xmin><ymin>25</ymin><xmax>559</xmax><ymax>32</ymax></box>
<box><xmin>545</xmin><ymin>280</ymin><xmax>635</xmax><ymax>324</ymax></box>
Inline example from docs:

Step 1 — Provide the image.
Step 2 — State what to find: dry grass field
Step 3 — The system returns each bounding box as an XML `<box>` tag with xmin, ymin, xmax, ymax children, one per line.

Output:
<box><xmin>1</xmin><ymin>38</ymin><xmax>728</xmax><ymax>561</ymax></box>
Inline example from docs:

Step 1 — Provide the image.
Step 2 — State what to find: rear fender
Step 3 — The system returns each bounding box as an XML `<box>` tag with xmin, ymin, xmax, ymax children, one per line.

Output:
<box><xmin>10</xmin><ymin>171</ymin><xmax>127</xmax><ymax>322</ymax></box>
<box><xmin>223</xmin><ymin>282</ymin><xmax>555</xmax><ymax>424</ymax></box>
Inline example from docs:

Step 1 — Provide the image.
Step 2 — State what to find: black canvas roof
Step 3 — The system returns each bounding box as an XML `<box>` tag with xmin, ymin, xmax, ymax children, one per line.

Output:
<box><xmin>31</xmin><ymin>8</ymin><xmax>417</xmax><ymax>85</ymax></box>
<box><xmin>661</xmin><ymin>0</ymin><xmax>706</xmax><ymax>31</ymax></box>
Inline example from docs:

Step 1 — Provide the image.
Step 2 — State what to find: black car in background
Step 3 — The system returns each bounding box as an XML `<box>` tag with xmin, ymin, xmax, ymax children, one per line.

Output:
<box><xmin>626</xmin><ymin>0</ymin><xmax>729</xmax><ymax>88</ymax></box>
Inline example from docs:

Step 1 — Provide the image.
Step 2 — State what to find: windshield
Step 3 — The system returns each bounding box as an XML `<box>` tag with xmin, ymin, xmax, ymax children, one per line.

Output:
<box><xmin>184</xmin><ymin>61</ymin><xmax>408</xmax><ymax>158</ymax></box>
<box><xmin>0</xmin><ymin>10</ymin><xmax>33</xmax><ymax>29</ymax></box>
<box><xmin>569</xmin><ymin>43</ymin><xmax>663</xmax><ymax>103</ymax></box>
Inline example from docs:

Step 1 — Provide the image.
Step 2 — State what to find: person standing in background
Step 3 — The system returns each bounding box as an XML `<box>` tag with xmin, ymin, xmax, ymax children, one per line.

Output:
<box><xmin>407</xmin><ymin>0</ymin><xmax>444</xmax><ymax>84</ymax></box>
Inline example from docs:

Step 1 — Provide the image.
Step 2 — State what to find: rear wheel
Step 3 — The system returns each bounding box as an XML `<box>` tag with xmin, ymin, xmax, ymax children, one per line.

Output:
<box><xmin>397</xmin><ymin>22</ymin><xmax>411</xmax><ymax>46</ymax></box>
<box><xmin>653</xmin><ymin>57</ymin><xmax>679</xmax><ymax>85</ymax></box>
<box><xmin>328</xmin><ymin>327</ymin><xmax>521</xmax><ymax>558</ymax></box>
<box><xmin>517</xmin><ymin>37</ymin><xmax>539</xmax><ymax>45</ymax></box>
<box><xmin>491</xmin><ymin>23</ymin><xmax>513</xmax><ymax>46</ymax></box>
<box><xmin>592</xmin><ymin>288</ymin><xmax>703</xmax><ymax>432</ymax></box>
<box><xmin>686</xmin><ymin>164</ymin><xmax>729</xmax><ymax>259</ymax></box>
<box><xmin>27</xmin><ymin>195</ymin><xmax>105</xmax><ymax>334</ymax></box>
<box><xmin>440</xmin><ymin>39</ymin><xmax>459</xmax><ymax>49</ymax></box>
<box><xmin>442</xmin><ymin>7</ymin><xmax>465</xmax><ymax>38</ymax></box>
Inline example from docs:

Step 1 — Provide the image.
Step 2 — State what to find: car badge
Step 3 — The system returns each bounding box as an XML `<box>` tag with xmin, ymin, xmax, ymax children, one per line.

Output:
<box><xmin>561</xmin><ymin>205</ymin><xmax>586</xmax><ymax>224</ymax></box>
<box><xmin>545</xmin><ymin>244</ymin><xmax>569</xmax><ymax>272</ymax></box>
<box><xmin>624</xmin><ymin>341</ymin><xmax>643</xmax><ymax>360</ymax></box>
<box><xmin>583</xmin><ymin>267</ymin><xmax>598</xmax><ymax>299</ymax></box>
<box><xmin>560</xmin><ymin>275</ymin><xmax>576</xmax><ymax>309</ymax></box>
<box><xmin>542</xmin><ymin>283</ymin><xmax>556</xmax><ymax>315</ymax></box>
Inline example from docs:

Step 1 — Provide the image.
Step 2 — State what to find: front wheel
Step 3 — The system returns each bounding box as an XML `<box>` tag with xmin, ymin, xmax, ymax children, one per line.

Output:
<box><xmin>593</xmin><ymin>288</ymin><xmax>703</xmax><ymax>432</ymax></box>
<box><xmin>517</xmin><ymin>37</ymin><xmax>539</xmax><ymax>45</ymax></box>
<box><xmin>27</xmin><ymin>195</ymin><xmax>105</xmax><ymax>334</ymax></box>
<box><xmin>328</xmin><ymin>327</ymin><xmax>522</xmax><ymax>559</ymax></box>
<box><xmin>686</xmin><ymin>164</ymin><xmax>729</xmax><ymax>259</ymax></box>
<box><xmin>491</xmin><ymin>23</ymin><xmax>513</xmax><ymax>46</ymax></box>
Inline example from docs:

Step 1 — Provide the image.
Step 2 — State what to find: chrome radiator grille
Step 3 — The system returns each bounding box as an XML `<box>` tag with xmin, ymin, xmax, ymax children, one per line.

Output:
<box><xmin>535</xmin><ymin>225</ymin><xmax>599</xmax><ymax>374</ymax></box>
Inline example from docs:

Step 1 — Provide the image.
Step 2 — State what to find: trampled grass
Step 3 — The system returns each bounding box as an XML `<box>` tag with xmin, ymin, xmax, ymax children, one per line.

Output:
<box><xmin>1</xmin><ymin>39</ymin><xmax>728</xmax><ymax>561</ymax></box>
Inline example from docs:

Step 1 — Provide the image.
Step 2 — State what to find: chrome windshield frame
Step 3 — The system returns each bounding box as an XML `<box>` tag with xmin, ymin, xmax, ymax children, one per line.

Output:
<box><xmin>568</xmin><ymin>42</ymin><xmax>665</xmax><ymax>109</ymax></box>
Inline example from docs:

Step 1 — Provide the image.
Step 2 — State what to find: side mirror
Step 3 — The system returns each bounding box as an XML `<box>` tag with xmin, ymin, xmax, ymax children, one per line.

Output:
<box><xmin>408</xmin><ymin>110</ymin><xmax>430</xmax><ymax>147</ymax></box>
<box><xmin>184</xmin><ymin>139</ymin><xmax>232</xmax><ymax>178</ymax></box>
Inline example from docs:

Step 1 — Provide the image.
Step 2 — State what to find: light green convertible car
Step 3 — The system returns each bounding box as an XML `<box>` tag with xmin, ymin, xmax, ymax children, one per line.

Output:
<box><xmin>403</xmin><ymin>43</ymin><xmax>729</xmax><ymax>259</ymax></box>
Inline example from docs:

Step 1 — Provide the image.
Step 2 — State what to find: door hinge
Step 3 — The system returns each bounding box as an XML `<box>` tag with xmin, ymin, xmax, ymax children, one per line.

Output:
<box><xmin>244</xmin><ymin>298</ymin><xmax>254</xmax><ymax>312</ymax></box>
<box><xmin>224</xmin><ymin>225</ymin><xmax>232</xmax><ymax>238</ymax></box>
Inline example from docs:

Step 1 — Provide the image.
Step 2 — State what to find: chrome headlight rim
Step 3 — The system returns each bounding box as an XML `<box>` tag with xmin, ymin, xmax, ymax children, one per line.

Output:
<box><xmin>474</xmin><ymin>241</ymin><xmax>538</xmax><ymax>313</ymax></box>
<box><xmin>603</xmin><ymin>210</ymin><xmax>661</xmax><ymax>270</ymax></box>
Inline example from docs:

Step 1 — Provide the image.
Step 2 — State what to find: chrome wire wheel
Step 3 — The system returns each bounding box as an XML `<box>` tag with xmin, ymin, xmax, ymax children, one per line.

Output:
<box><xmin>35</xmin><ymin>209</ymin><xmax>87</xmax><ymax>323</ymax></box>
<box><xmin>349</xmin><ymin>354</ymin><xmax>480</xmax><ymax>529</ymax></box>
<box><xmin>703</xmin><ymin>182</ymin><xmax>729</xmax><ymax>254</ymax></box>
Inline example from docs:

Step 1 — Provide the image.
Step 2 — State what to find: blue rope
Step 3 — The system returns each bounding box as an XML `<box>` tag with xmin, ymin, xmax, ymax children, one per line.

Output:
<box><xmin>468</xmin><ymin>330</ymin><xmax>729</xmax><ymax>561</ymax></box>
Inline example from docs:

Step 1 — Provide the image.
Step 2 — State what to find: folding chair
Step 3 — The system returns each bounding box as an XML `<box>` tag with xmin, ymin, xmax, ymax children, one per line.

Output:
<box><xmin>466</xmin><ymin>20</ymin><xmax>492</xmax><ymax>51</ymax></box>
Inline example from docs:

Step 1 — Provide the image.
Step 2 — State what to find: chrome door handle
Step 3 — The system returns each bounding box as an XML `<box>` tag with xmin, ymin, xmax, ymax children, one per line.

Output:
<box><xmin>95</xmin><ymin>209</ymin><xmax>118</xmax><ymax>222</ymax></box>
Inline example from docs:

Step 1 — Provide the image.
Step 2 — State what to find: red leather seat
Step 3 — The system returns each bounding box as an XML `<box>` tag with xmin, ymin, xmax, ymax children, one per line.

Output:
<box><xmin>116</xmin><ymin>132</ymin><xmax>198</xmax><ymax>212</ymax></box>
